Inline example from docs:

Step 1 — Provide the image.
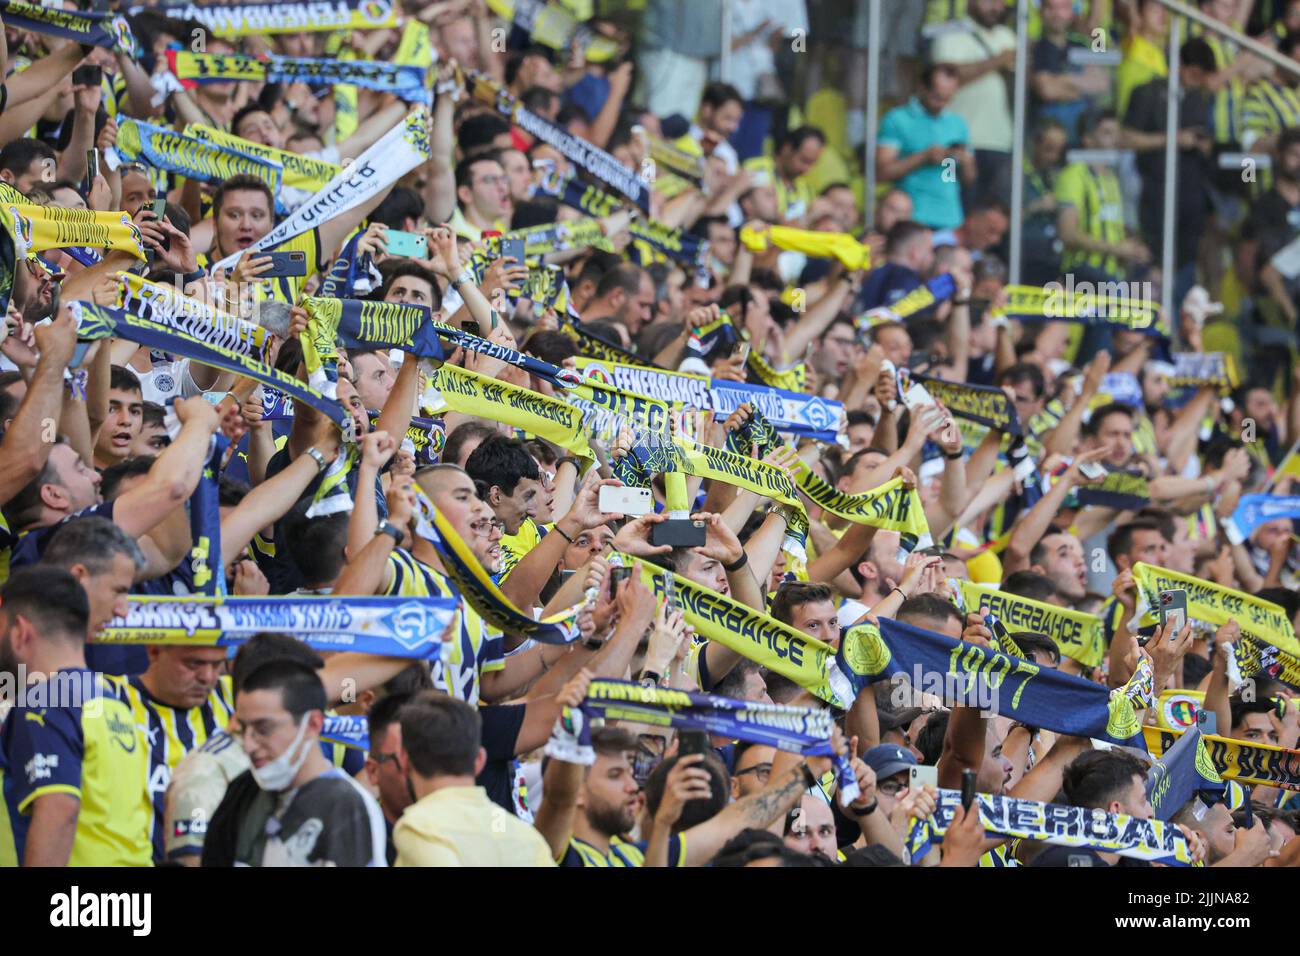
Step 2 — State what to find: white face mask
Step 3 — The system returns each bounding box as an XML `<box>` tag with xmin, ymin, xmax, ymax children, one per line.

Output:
<box><xmin>250</xmin><ymin>715</ymin><xmax>313</xmax><ymax>792</ymax></box>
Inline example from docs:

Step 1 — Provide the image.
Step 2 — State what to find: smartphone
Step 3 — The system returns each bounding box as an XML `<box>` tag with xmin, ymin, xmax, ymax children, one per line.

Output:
<box><xmin>900</xmin><ymin>381</ymin><xmax>934</xmax><ymax>412</ymax></box>
<box><xmin>1079</xmin><ymin>461</ymin><xmax>1107</xmax><ymax>480</ymax></box>
<box><xmin>650</xmin><ymin>518</ymin><xmax>707</xmax><ymax>549</ymax></box>
<box><xmin>72</xmin><ymin>64</ymin><xmax>102</xmax><ymax>87</ymax></box>
<box><xmin>599</xmin><ymin>485</ymin><xmax>652</xmax><ymax>516</ymax></box>
<box><xmin>608</xmin><ymin>565</ymin><xmax>633</xmax><ymax>589</ymax></box>
<box><xmin>1158</xmin><ymin>588</ymin><xmax>1188</xmax><ymax>639</ymax></box>
<box><xmin>383</xmin><ymin>229</ymin><xmax>427</xmax><ymax>259</ymax></box>
<box><xmin>499</xmin><ymin>236</ymin><xmax>526</xmax><ymax>267</ymax></box>
<box><xmin>910</xmin><ymin>765</ymin><xmax>938</xmax><ymax>790</ymax></box>
<box><xmin>559</xmin><ymin>569</ymin><xmax>577</xmax><ymax>585</ymax></box>
<box><xmin>961</xmin><ymin>768</ymin><xmax>976</xmax><ymax>810</ymax></box>
<box><xmin>86</xmin><ymin>149</ymin><xmax>99</xmax><ymax>184</ymax></box>
<box><xmin>678</xmin><ymin>730</ymin><xmax>710</xmax><ymax>757</ymax></box>
<box><xmin>262</xmin><ymin>250</ymin><xmax>308</xmax><ymax>278</ymax></box>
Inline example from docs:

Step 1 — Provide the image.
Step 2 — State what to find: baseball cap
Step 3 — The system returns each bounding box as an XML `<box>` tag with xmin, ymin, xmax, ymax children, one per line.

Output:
<box><xmin>864</xmin><ymin>743</ymin><xmax>918</xmax><ymax>779</ymax></box>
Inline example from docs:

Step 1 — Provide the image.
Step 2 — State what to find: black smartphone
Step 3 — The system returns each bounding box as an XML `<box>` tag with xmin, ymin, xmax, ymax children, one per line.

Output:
<box><xmin>650</xmin><ymin>518</ymin><xmax>706</xmax><ymax>549</ymax></box>
<box><xmin>499</xmin><ymin>236</ymin><xmax>526</xmax><ymax>267</ymax></box>
<box><xmin>608</xmin><ymin>564</ymin><xmax>633</xmax><ymax>598</ymax></box>
<box><xmin>678</xmin><ymin>730</ymin><xmax>709</xmax><ymax>757</ymax></box>
<box><xmin>72</xmin><ymin>64</ymin><xmax>102</xmax><ymax>88</ymax></box>
<box><xmin>262</xmin><ymin>250</ymin><xmax>308</xmax><ymax>278</ymax></box>
<box><xmin>961</xmin><ymin>768</ymin><xmax>976</xmax><ymax>811</ymax></box>
<box><xmin>86</xmin><ymin>149</ymin><xmax>99</xmax><ymax>184</ymax></box>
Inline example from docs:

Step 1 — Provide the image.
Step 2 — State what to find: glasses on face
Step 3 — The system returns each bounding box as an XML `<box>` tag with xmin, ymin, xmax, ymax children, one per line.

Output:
<box><xmin>733</xmin><ymin>762</ymin><xmax>772</xmax><ymax>784</ymax></box>
<box><xmin>369</xmin><ymin>751</ymin><xmax>399</xmax><ymax>767</ymax></box>
<box><xmin>878</xmin><ymin>779</ymin><xmax>908</xmax><ymax>797</ymax></box>
<box><xmin>228</xmin><ymin>715</ymin><xmax>296</xmax><ymax>747</ymax></box>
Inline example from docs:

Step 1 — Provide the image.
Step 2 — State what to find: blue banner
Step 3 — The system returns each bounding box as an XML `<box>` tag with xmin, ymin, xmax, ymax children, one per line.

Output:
<box><xmin>833</xmin><ymin>618</ymin><xmax>1147</xmax><ymax>748</ymax></box>
<box><xmin>1231</xmin><ymin>494</ymin><xmax>1300</xmax><ymax>540</ymax></box>
<box><xmin>1146</xmin><ymin>723</ymin><xmax>1226</xmax><ymax>821</ymax></box>
<box><xmin>97</xmin><ymin>595</ymin><xmax>457</xmax><ymax>660</ymax></box>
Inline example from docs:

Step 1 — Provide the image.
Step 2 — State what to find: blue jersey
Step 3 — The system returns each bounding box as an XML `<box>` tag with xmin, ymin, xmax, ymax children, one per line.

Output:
<box><xmin>0</xmin><ymin>668</ymin><xmax>151</xmax><ymax>866</ymax></box>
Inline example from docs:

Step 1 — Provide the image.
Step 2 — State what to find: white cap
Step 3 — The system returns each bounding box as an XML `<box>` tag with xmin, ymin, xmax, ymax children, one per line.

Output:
<box><xmin>1181</xmin><ymin>286</ymin><xmax>1223</xmax><ymax>326</ymax></box>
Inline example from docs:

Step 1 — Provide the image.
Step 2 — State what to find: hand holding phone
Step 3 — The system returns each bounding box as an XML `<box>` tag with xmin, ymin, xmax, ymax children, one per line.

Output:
<box><xmin>1158</xmin><ymin>588</ymin><xmax>1188</xmax><ymax>641</ymax></box>
<box><xmin>383</xmin><ymin>229</ymin><xmax>428</xmax><ymax>259</ymax></box>
<box><xmin>599</xmin><ymin>485</ymin><xmax>652</xmax><ymax>516</ymax></box>
<box><xmin>499</xmin><ymin>237</ymin><xmax>526</xmax><ymax>267</ymax></box>
<box><xmin>678</xmin><ymin>730</ymin><xmax>710</xmax><ymax>757</ymax></box>
<box><xmin>910</xmin><ymin>765</ymin><xmax>938</xmax><ymax>791</ymax></box>
<box><xmin>961</xmin><ymin>768</ymin><xmax>976</xmax><ymax>810</ymax></box>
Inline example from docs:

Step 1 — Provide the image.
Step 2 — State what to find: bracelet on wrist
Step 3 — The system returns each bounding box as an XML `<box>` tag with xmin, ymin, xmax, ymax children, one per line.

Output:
<box><xmin>554</xmin><ymin>524</ymin><xmax>575</xmax><ymax>545</ymax></box>
<box><xmin>452</xmin><ymin>266</ymin><xmax>475</xmax><ymax>288</ymax></box>
<box><xmin>891</xmin><ymin>586</ymin><xmax>907</xmax><ymax>601</ymax></box>
<box><xmin>304</xmin><ymin>446</ymin><xmax>327</xmax><ymax>472</ymax></box>
<box><xmin>723</xmin><ymin>550</ymin><xmax>748</xmax><ymax>574</ymax></box>
<box><xmin>851</xmin><ymin>799</ymin><xmax>878</xmax><ymax>817</ymax></box>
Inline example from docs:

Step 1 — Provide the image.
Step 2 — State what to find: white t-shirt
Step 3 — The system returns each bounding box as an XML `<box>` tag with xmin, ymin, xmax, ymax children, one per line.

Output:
<box><xmin>932</xmin><ymin>19</ymin><xmax>1016</xmax><ymax>152</ymax></box>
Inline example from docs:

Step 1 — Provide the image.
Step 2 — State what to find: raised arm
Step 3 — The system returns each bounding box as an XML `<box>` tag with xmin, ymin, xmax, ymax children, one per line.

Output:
<box><xmin>112</xmin><ymin>397</ymin><xmax>220</xmax><ymax>538</ymax></box>
<box><xmin>0</xmin><ymin>307</ymin><xmax>75</xmax><ymax>505</ymax></box>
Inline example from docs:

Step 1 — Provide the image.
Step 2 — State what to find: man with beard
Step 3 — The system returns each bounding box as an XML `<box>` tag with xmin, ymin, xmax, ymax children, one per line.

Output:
<box><xmin>535</xmin><ymin>725</ymin><xmax>843</xmax><ymax>867</ymax></box>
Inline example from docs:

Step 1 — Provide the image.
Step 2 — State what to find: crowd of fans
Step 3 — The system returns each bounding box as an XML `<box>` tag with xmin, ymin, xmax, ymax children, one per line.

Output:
<box><xmin>0</xmin><ymin>0</ymin><xmax>1298</xmax><ymax>871</ymax></box>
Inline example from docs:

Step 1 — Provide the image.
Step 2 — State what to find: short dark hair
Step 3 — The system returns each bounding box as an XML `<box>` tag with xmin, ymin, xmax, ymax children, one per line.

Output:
<box><xmin>1062</xmin><ymin>750</ymin><xmax>1147</xmax><ymax>810</ymax></box>
<box><xmin>897</xmin><ymin>593</ymin><xmax>963</xmax><ymax>631</ymax></box>
<box><xmin>369</xmin><ymin>186</ymin><xmax>424</xmax><ymax>230</ymax></box>
<box><xmin>457</xmin><ymin>113</ymin><xmax>512</xmax><ymax>156</ymax></box>
<box><xmin>284</xmin><ymin>513</ymin><xmax>350</xmax><ymax>589</ymax></box>
<box><xmin>237</xmin><ymin>658</ymin><xmax>327</xmax><ymax>718</ymax></box>
<box><xmin>213</xmin><ymin>173</ymin><xmax>274</xmax><ymax>219</ymax></box>
<box><xmin>230</xmin><ymin>104</ymin><xmax>271</xmax><ymax>139</ymax></box>
<box><xmin>442</xmin><ymin>421</ymin><xmax>498</xmax><ymax>467</ymax></box>
<box><xmin>1001</xmin><ymin>570</ymin><xmax>1060</xmax><ymax>604</ymax></box>
<box><xmin>1106</xmin><ymin>517</ymin><xmax>1167</xmax><ymax>564</ymax></box>
<box><xmin>400</xmin><ymin>692</ymin><xmax>481</xmax><ymax>777</ymax></box>
<box><xmin>642</xmin><ymin>753</ymin><xmax>729</xmax><ymax>832</ymax></box>
<box><xmin>367</xmin><ymin>690</ymin><xmax>416</xmax><ymax>752</ymax></box>
<box><xmin>99</xmin><ymin>456</ymin><xmax>154</xmax><ymax>500</ymax></box>
<box><xmin>109</xmin><ymin>365</ymin><xmax>141</xmax><ymax>395</ymax></box>
<box><xmin>0</xmin><ymin>138</ymin><xmax>56</xmax><ymax>182</ymax></box>
<box><xmin>1230</xmin><ymin>693</ymin><xmax>1276</xmax><ymax>732</ymax></box>
<box><xmin>920</xmin><ymin>63</ymin><xmax>959</xmax><ymax>89</ymax></box>
<box><xmin>455</xmin><ymin>151</ymin><xmax>504</xmax><ymax>194</ymax></box>
<box><xmin>778</xmin><ymin>125</ymin><xmax>825</xmax><ymax>153</ymax></box>
<box><xmin>885</xmin><ymin>220</ymin><xmax>931</xmax><ymax>256</ymax></box>
<box><xmin>1180</xmin><ymin>36</ymin><xmax>1217</xmax><ymax>72</ymax></box>
<box><xmin>1081</xmin><ymin>401</ymin><xmax>1134</xmax><ymax>439</ymax></box>
<box><xmin>594</xmin><ymin>262</ymin><xmax>645</xmax><ymax>300</ymax></box>
<box><xmin>770</xmin><ymin>581</ymin><xmax>835</xmax><ymax>626</ymax></box>
<box><xmin>914</xmin><ymin>710</ymin><xmax>949</xmax><ymax>766</ymax></box>
<box><xmin>1005</xmin><ymin>631</ymin><xmax>1061</xmax><ymax>665</ymax></box>
<box><xmin>523</xmin><ymin>330</ymin><xmax>578</xmax><ymax>366</ymax></box>
<box><xmin>700</xmin><ymin>81</ymin><xmax>743</xmax><ymax>112</ymax></box>
<box><xmin>464</xmin><ymin>435</ymin><xmax>540</xmax><ymax>497</ymax></box>
<box><xmin>379</xmin><ymin>261</ymin><xmax>442</xmax><ymax>310</ymax></box>
<box><xmin>713</xmin><ymin>659</ymin><xmax>762</xmax><ymax>700</ymax></box>
<box><xmin>0</xmin><ymin>565</ymin><xmax>89</xmax><ymax>642</ymax></box>
<box><xmin>230</xmin><ymin>632</ymin><xmax>324</xmax><ymax>695</ymax></box>
<box><xmin>42</xmin><ymin>516</ymin><xmax>145</xmax><ymax>576</ymax></box>
<box><xmin>996</xmin><ymin>362</ymin><xmax>1045</xmax><ymax>400</ymax></box>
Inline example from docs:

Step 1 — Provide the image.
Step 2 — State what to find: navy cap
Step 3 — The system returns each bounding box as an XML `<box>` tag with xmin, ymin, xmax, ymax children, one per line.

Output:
<box><xmin>864</xmin><ymin>743</ymin><xmax>918</xmax><ymax>780</ymax></box>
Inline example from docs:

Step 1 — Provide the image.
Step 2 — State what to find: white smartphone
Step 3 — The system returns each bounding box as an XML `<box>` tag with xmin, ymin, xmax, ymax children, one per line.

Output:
<box><xmin>910</xmin><ymin>765</ymin><xmax>938</xmax><ymax>790</ymax></box>
<box><xmin>1079</xmin><ymin>461</ymin><xmax>1107</xmax><ymax>480</ymax></box>
<box><xmin>599</xmin><ymin>485</ymin><xmax>653</xmax><ymax>516</ymax></box>
<box><xmin>901</xmin><ymin>381</ymin><xmax>935</xmax><ymax>412</ymax></box>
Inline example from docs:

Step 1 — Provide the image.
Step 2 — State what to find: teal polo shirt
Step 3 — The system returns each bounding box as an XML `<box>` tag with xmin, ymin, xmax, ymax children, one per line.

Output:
<box><xmin>878</xmin><ymin>97</ymin><xmax>970</xmax><ymax>230</ymax></box>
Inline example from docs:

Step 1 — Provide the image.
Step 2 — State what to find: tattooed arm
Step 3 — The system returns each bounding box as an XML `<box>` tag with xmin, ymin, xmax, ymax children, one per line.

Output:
<box><xmin>678</xmin><ymin>759</ymin><xmax>825</xmax><ymax>866</ymax></box>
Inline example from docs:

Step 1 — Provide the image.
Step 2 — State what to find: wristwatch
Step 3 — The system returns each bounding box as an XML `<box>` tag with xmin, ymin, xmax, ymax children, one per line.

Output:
<box><xmin>304</xmin><ymin>446</ymin><xmax>328</xmax><ymax>472</ymax></box>
<box><xmin>850</xmin><ymin>799</ymin><xmax>878</xmax><ymax>817</ymax></box>
<box><xmin>638</xmin><ymin>669</ymin><xmax>662</xmax><ymax>688</ymax></box>
<box><xmin>376</xmin><ymin>520</ymin><xmax>403</xmax><ymax>543</ymax></box>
